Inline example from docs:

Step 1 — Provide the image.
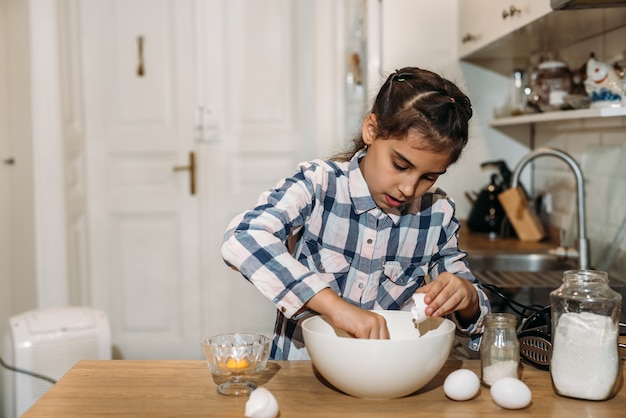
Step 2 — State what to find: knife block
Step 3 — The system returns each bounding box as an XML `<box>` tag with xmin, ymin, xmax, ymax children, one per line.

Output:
<box><xmin>498</xmin><ymin>187</ymin><xmax>546</xmax><ymax>242</ymax></box>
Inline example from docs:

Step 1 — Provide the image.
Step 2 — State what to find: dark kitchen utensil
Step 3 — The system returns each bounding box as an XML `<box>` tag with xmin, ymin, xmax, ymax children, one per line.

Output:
<box><xmin>466</xmin><ymin>160</ymin><xmax>512</xmax><ymax>235</ymax></box>
<box><xmin>518</xmin><ymin>330</ymin><xmax>552</xmax><ymax>371</ymax></box>
<box><xmin>517</xmin><ymin>307</ymin><xmax>552</xmax><ymax>371</ymax></box>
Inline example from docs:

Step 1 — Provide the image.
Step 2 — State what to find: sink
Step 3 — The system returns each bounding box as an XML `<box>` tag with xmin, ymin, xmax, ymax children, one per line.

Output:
<box><xmin>465</xmin><ymin>253</ymin><xmax>577</xmax><ymax>272</ymax></box>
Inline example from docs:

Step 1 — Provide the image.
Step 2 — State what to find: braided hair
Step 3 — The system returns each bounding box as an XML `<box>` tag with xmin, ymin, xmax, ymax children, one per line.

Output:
<box><xmin>333</xmin><ymin>67</ymin><xmax>472</xmax><ymax>164</ymax></box>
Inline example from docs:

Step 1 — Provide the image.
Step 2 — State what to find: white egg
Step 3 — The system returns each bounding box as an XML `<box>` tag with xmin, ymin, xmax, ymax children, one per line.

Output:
<box><xmin>411</xmin><ymin>293</ymin><xmax>428</xmax><ymax>324</ymax></box>
<box><xmin>490</xmin><ymin>377</ymin><xmax>532</xmax><ymax>409</ymax></box>
<box><xmin>244</xmin><ymin>387</ymin><xmax>279</xmax><ymax>418</ymax></box>
<box><xmin>443</xmin><ymin>369</ymin><xmax>480</xmax><ymax>401</ymax></box>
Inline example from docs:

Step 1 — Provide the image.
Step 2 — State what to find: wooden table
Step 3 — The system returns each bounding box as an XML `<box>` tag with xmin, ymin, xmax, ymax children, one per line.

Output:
<box><xmin>23</xmin><ymin>358</ymin><xmax>626</xmax><ymax>417</ymax></box>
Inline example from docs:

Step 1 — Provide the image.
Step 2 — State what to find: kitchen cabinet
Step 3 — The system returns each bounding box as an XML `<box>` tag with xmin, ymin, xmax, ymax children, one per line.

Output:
<box><xmin>460</xmin><ymin>2</ymin><xmax>626</xmax><ymax>73</ymax></box>
<box><xmin>459</xmin><ymin>0</ymin><xmax>551</xmax><ymax>59</ymax></box>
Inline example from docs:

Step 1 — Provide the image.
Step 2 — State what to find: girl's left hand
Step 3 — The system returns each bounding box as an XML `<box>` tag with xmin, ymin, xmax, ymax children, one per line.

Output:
<box><xmin>418</xmin><ymin>272</ymin><xmax>479</xmax><ymax>323</ymax></box>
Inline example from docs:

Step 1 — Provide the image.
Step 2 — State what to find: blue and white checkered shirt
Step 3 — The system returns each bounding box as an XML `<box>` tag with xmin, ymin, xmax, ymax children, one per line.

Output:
<box><xmin>222</xmin><ymin>149</ymin><xmax>490</xmax><ymax>360</ymax></box>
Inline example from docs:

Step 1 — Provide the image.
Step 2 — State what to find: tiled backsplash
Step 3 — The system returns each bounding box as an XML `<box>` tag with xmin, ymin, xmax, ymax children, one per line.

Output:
<box><xmin>532</xmin><ymin>119</ymin><xmax>626</xmax><ymax>279</ymax></box>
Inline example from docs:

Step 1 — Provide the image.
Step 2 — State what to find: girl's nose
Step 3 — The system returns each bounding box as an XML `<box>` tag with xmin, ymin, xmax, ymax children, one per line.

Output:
<box><xmin>398</xmin><ymin>177</ymin><xmax>419</xmax><ymax>199</ymax></box>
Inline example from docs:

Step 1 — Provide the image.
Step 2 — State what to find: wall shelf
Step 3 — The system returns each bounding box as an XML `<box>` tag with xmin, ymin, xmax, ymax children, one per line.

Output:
<box><xmin>490</xmin><ymin>106</ymin><xmax>626</xmax><ymax>127</ymax></box>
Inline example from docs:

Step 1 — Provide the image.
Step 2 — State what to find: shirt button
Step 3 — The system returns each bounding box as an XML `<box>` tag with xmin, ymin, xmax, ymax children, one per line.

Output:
<box><xmin>367</xmin><ymin>239</ymin><xmax>373</xmax><ymax>244</ymax></box>
<box><xmin>280</xmin><ymin>306</ymin><xmax>286</xmax><ymax>313</ymax></box>
<box><xmin>358</xmin><ymin>282</ymin><xmax>364</xmax><ymax>289</ymax></box>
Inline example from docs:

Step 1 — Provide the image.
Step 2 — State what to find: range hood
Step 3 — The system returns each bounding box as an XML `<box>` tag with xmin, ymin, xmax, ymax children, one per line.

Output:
<box><xmin>552</xmin><ymin>0</ymin><xmax>626</xmax><ymax>9</ymax></box>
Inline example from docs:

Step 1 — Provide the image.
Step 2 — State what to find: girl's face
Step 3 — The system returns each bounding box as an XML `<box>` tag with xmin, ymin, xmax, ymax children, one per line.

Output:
<box><xmin>359</xmin><ymin>114</ymin><xmax>451</xmax><ymax>215</ymax></box>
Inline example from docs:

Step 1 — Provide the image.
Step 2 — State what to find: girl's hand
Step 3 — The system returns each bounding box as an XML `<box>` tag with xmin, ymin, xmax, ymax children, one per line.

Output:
<box><xmin>328</xmin><ymin>302</ymin><xmax>390</xmax><ymax>339</ymax></box>
<box><xmin>305</xmin><ymin>288</ymin><xmax>390</xmax><ymax>339</ymax></box>
<box><xmin>419</xmin><ymin>272</ymin><xmax>480</xmax><ymax>324</ymax></box>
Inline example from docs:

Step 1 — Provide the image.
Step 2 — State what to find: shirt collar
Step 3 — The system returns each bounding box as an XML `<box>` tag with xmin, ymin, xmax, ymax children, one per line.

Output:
<box><xmin>348</xmin><ymin>149</ymin><xmax>402</xmax><ymax>225</ymax></box>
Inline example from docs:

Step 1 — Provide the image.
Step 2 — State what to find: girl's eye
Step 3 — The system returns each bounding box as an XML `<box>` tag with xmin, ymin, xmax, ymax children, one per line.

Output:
<box><xmin>393</xmin><ymin>162</ymin><xmax>407</xmax><ymax>171</ymax></box>
<box><xmin>422</xmin><ymin>175</ymin><xmax>437</xmax><ymax>182</ymax></box>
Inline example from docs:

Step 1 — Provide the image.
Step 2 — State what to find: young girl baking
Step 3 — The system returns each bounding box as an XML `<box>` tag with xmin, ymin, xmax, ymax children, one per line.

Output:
<box><xmin>222</xmin><ymin>67</ymin><xmax>490</xmax><ymax>360</ymax></box>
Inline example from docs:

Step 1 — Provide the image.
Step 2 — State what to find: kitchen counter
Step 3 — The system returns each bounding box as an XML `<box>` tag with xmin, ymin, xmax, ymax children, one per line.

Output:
<box><xmin>23</xmin><ymin>358</ymin><xmax>626</xmax><ymax>417</ymax></box>
<box><xmin>458</xmin><ymin>221</ymin><xmax>557</xmax><ymax>255</ymax></box>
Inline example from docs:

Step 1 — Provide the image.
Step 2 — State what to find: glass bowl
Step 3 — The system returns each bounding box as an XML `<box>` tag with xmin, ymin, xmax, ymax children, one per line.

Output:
<box><xmin>200</xmin><ymin>333</ymin><xmax>271</xmax><ymax>396</ymax></box>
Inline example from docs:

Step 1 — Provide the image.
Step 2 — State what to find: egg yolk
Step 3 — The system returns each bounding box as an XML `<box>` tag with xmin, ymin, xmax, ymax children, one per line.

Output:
<box><xmin>225</xmin><ymin>358</ymin><xmax>249</xmax><ymax>369</ymax></box>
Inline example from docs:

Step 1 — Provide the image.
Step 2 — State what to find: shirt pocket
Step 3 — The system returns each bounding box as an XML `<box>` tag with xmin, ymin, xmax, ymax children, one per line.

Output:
<box><xmin>298</xmin><ymin>239</ymin><xmax>352</xmax><ymax>273</ymax></box>
<box><xmin>382</xmin><ymin>261</ymin><xmax>428</xmax><ymax>286</ymax></box>
<box><xmin>315</xmin><ymin>247</ymin><xmax>352</xmax><ymax>274</ymax></box>
<box><xmin>302</xmin><ymin>245</ymin><xmax>352</xmax><ymax>295</ymax></box>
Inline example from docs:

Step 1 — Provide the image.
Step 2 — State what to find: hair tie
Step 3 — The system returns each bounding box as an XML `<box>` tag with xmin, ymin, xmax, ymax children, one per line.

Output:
<box><xmin>391</xmin><ymin>71</ymin><xmax>413</xmax><ymax>83</ymax></box>
<box><xmin>449</xmin><ymin>97</ymin><xmax>456</xmax><ymax>103</ymax></box>
<box><xmin>390</xmin><ymin>72</ymin><xmax>402</xmax><ymax>82</ymax></box>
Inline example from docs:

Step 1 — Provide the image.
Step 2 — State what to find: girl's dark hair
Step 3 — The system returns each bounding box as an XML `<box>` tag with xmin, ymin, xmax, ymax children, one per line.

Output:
<box><xmin>333</xmin><ymin>67</ymin><xmax>472</xmax><ymax>164</ymax></box>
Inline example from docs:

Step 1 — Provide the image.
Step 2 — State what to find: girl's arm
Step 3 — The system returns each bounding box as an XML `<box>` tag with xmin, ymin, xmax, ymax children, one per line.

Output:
<box><xmin>425</xmin><ymin>198</ymin><xmax>490</xmax><ymax>333</ymax></box>
<box><xmin>305</xmin><ymin>289</ymin><xmax>390</xmax><ymax>339</ymax></box>
<box><xmin>222</xmin><ymin>161</ymin><xmax>337</xmax><ymax>318</ymax></box>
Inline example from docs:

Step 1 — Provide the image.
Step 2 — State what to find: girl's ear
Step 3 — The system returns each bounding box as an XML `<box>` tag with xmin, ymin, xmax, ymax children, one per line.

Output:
<box><xmin>362</xmin><ymin>113</ymin><xmax>378</xmax><ymax>145</ymax></box>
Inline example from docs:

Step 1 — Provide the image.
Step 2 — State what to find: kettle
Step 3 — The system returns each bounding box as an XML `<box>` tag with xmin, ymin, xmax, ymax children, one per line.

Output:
<box><xmin>465</xmin><ymin>160</ymin><xmax>511</xmax><ymax>235</ymax></box>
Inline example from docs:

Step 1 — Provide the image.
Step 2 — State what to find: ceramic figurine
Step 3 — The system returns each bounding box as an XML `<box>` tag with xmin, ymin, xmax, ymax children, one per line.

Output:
<box><xmin>584</xmin><ymin>53</ymin><xmax>624</xmax><ymax>107</ymax></box>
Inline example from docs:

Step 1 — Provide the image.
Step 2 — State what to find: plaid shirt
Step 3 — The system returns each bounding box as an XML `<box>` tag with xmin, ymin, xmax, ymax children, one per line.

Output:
<box><xmin>222</xmin><ymin>149</ymin><xmax>490</xmax><ymax>360</ymax></box>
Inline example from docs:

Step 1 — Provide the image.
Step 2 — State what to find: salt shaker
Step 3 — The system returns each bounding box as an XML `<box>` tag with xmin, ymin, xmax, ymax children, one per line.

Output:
<box><xmin>550</xmin><ymin>270</ymin><xmax>622</xmax><ymax>401</ymax></box>
<box><xmin>480</xmin><ymin>313</ymin><xmax>520</xmax><ymax>387</ymax></box>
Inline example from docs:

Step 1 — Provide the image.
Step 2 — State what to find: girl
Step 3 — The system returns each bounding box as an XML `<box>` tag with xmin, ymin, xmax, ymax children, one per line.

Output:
<box><xmin>222</xmin><ymin>67</ymin><xmax>490</xmax><ymax>360</ymax></box>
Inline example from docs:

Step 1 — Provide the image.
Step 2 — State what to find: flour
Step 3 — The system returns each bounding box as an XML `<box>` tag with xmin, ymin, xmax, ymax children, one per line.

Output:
<box><xmin>550</xmin><ymin>311</ymin><xmax>619</xmax><ymax>400</ymax></box>
<box><xmin>482</xmin><ymin>360</ymin><xmax>518</xmax><ymax>386</ymax></box>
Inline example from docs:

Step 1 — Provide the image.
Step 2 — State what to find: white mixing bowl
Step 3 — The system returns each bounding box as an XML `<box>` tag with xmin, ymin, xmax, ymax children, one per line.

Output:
<box><xmin>302</xmin><ymin>310</ymin><xmax>455</xmax><ymax>399</ymax></box>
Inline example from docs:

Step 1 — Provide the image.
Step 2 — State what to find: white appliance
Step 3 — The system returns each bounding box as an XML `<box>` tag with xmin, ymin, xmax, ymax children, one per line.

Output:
<box><xmin>2</xmin><ymin>307</ymin><xmax>111</xmax><ymax>418</ymax></box>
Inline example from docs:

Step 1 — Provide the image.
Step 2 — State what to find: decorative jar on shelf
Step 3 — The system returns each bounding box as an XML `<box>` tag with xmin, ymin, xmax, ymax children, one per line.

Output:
<box><xmin>530</xmin><ymin>60</ymin><xmax>572</xmax><ymax>110</ymax></box>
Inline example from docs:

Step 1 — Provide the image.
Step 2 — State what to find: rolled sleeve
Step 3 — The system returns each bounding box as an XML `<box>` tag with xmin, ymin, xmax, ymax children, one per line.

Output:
<box><xmin>221</xmin><ymin>161</ymin><xmax>335</xmax><ymax>319</ymax></box>
<box><xmin>453</xmin><ymin>283</ymin><xmax>489</xmax><ymax>335</ymax></box>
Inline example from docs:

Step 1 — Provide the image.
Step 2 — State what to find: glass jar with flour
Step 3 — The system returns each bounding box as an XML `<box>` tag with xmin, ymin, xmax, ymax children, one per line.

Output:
<box><xmin>480</xmin><ymin>313</ymin><xmax>520</xmax><ymax>387</ymax></box>
<box><xmin>550</xmin><ymin>270</ymin><xmax>622</xmax><ymax>401</ymax></box>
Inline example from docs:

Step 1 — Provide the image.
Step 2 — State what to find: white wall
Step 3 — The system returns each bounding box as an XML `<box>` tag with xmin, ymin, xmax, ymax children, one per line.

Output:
<box><xmin>376</xmin><ymin>0</ymin><xmax>519</xmax><ymax>219</ymax></box>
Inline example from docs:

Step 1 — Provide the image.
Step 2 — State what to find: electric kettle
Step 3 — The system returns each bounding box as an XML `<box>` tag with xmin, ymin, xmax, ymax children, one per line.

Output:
<box><xmin>465</xmin><ymin>160</ymin><xmax>512</xmax><ymax>235</ymax></box>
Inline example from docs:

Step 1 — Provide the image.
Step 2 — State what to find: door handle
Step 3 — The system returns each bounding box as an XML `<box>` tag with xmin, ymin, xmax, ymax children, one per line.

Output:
<box><xmin>137</xmin><ymin>35</ymin><xmax>145</xmax><ymax>76</ymax></box>
<box><xmin>173</xmin><ymin>151</ymin><xmax>196</xmax><ymax>195</ymax></box>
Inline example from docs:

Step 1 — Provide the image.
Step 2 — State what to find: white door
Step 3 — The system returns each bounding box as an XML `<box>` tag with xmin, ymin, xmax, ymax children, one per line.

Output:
<box><xmin>195</xmin><ymin>0</ymin><xmax>310</xmax><ymax>340</ymax></box>
<box><xmin>81</xmin><ymin>0</ymin><xmax>315</xmax><ymax>359</ymax></box>
<box><xmin>82</xmin><ymin>0</ymin><xmax>201</xmax><ymax>359</ymax></box>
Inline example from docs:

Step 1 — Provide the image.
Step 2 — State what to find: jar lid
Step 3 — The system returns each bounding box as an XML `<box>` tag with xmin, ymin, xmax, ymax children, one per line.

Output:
<box><xmin>538</xmin><ymin>60</ymin><xmax>568</xmax><ymax>70</ymax></box>
<box><xmin>484</xmin><ymin>312</ymin><xmax>517</xmax><ymax>327</ymax></box>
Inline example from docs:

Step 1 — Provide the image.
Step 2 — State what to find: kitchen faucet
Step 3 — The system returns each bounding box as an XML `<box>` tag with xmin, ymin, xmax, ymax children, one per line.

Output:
<box><xmin>510</xmin><ymin>147</ymin><xmax>589</xmax><ymax>270</ymax></box>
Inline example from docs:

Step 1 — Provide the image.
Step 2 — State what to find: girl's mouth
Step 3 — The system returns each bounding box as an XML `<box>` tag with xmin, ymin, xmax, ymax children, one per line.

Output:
<box><xmin>384</xmin><ymin>194</ymin><xmax>403</xmax><ymax>208</ymax></box>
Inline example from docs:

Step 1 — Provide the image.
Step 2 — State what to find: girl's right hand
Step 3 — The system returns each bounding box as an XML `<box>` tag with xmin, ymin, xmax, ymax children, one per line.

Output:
<box><xmin>305</xmin><ymin>288</ymin><xmax>390</xmax><ymax>339</ymax></box>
